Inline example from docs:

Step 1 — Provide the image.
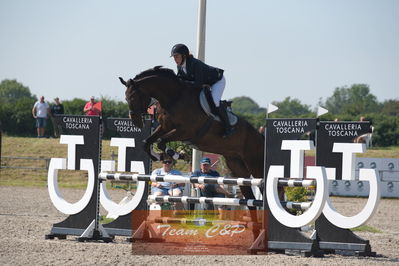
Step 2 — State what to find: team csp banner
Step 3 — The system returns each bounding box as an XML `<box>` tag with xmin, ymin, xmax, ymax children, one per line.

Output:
<box><xmin>131</xmin><ymin>210</ymin><xmax>262</xmax><ymax>255</ymax></box>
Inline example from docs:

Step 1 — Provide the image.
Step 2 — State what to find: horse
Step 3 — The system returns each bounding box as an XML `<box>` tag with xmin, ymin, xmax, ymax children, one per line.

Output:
<box><xmin>119</xmin><ymin>66</ymin><xmax>265</xmax><ymax>224</ymax></box>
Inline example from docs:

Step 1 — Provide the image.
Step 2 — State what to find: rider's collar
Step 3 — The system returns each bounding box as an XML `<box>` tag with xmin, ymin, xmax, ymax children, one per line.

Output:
<box><xmin>180</xmin><ymin>60</ymin><xmax>187</xmax><ymax>73</ymax></box>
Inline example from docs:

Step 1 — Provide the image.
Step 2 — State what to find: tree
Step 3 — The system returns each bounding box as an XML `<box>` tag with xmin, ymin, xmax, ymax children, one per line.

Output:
<box><xmin>237</xmin><ymin>112</ymin><xmax>265</xmax><ymax>129</ymax></box>
<box><xmin>231</xmin><ymin>96</ymin><xmax>265</xmax><ymax>115</ymax></box>
<box><xmin>0</xmin><ymin>79</ymin><xmax>37</xmax><ymax>136</ymax></box>
<box><xmin>10</xmin><ymin>97</ymin><xmax>38</xmax><ymax>135</ymax></box>
<box><xmin>371</xmin><ymin>115</ymin><xmax>399</xmax><ymax>147</ymax></box>
<box><xmin>63</xmin><ymin>98</ymin><xmax>87</xmax><ymax>115</ymax></box>
<box><xmin>100</xmin><ymin>96</ymin><xmax>129</xmax><ymax>118</ymax></box>
<box><xmin>272</xmin><ymin>97</ymin><xmax>312</xmax><ymax>117</ymax></box>
<box><xmin>323</xmin><ymin>84</ymin><xmax>380</xmax><ymax>115</ymax></box>
<box><xmin>0</xmin><ymin>79</ymin><xmax>35</xmax><ymax>103</ymax></box>
<box><xmin>381</xmin><ymin>99</ymin><xmax>399</xmax><ymax>116</ymax></box>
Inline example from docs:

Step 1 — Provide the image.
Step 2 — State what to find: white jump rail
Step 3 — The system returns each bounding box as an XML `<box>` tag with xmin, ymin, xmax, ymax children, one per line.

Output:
<box><xmin>147</xmin><ymin>195</ymin><xmax>312</xmax><ymax>210</ymax></box>
<box><xmin>99</xmin><ymin>173</ymin><xmax>316</xmax><ymax>188</ymax></box>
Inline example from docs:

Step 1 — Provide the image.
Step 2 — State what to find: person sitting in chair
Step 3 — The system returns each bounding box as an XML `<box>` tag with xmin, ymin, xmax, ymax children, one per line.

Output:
<box><xmin>151</xmin><ymin>154</ymin><xmax>184</xmax><ymax>197</ymax></box>
<box><xmin>192</xmin><ymin>157</ymin><xmax>232</xmax><ymax>217</ymax></box>
<box><xmin>151</xmin><ymin>154</ymin><xmax>185</xmax><ymax>211</ymax></box>
<box><xmin>171</xmin><ymin>43</ymin><xmax>234</xmax><ymax>137</ymax></box>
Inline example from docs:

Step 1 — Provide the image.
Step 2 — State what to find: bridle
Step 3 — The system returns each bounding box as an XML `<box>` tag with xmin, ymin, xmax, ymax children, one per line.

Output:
<box><xmin>126</xmin><ymin>80</ymin><xmax>150</xmax><ymax>116</ymax></box>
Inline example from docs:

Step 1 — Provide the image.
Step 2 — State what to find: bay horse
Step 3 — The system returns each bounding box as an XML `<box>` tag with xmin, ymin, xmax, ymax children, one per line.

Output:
<box><xmin>120</xmin><ymin>66</ymin><xmax>264</xmax><ymax>216</ymax></box>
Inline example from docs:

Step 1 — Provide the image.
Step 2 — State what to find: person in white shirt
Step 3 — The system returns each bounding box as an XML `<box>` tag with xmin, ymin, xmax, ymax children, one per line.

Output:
<box><xmin>32</xmin><ymin>96</ymin><xmax>50</xmax><ymax>138</ymax></box>
<box><xmin>151</xmin><ymin>154</ymin><xmax>185</xmax><ymax>210</ymax></box>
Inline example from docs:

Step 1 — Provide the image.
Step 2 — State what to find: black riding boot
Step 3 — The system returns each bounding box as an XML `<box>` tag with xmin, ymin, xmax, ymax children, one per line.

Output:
<box><xmin>216</xmin><ymin>103</ymin><xmax>235</xmax><ymax>137</ymax></box>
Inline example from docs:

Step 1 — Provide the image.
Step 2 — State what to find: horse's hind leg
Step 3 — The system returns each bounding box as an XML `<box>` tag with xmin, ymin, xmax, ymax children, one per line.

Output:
<box><xmin>224</xmin><ymin>155</ymin><xmax>255</xmax><ymax>200</ymax></box>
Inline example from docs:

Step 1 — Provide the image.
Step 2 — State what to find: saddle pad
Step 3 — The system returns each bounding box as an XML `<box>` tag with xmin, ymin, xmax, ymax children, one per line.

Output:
<box><xmin>199</xmin><ymin>89</ymin><xmax>238</xmax><ymax>126</ymax></box>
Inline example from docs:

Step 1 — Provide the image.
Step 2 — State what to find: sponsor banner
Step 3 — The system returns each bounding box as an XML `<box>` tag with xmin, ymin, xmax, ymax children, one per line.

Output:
<box><xmin>317</xmin><ymin>121</ymin><xmax>372</xmax><ymax>180</ymax></box>
<box><xmin>105</xmin><ymin>117</ymin><xmax>151</xmax><ymax>173</ymax></box>
<box><xmin>131</xmin><ymin>210</ymin><xmax>263</xmax><ymax>255</ymax></box>
<box><xmin>266</xmin><ymin>118</ymin><xmax>317</xmax><ymax>178</ymax></box>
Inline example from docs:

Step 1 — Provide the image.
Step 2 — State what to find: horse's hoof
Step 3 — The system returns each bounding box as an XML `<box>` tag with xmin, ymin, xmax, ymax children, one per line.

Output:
<box><xmin>166</xmin><ymin>148</ymin><xmax>175</xmax><ymax>157</ymax></box>
<box><xmin>150</xmin><ymin>155</ymin><xmax>159</xmax><ymax>161</ymax></box>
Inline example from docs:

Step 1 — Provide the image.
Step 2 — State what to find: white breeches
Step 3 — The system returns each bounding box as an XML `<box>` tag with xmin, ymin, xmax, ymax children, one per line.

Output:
<box><xmin>211</xmin><ymin>75</ymin><xmax>226</xmax><ymax>107</ymax></box>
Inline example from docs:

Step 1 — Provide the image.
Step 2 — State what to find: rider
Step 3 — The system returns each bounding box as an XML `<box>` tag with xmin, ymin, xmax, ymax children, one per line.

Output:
<box><xmin>171</xmin><ymin>43</ymin><xmax>234</xmax><ymax>137</ymax></box>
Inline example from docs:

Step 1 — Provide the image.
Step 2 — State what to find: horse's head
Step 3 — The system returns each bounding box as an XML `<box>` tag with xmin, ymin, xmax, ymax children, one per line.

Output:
<box><xmin>120</xmin><ymin>66</ymin><xmax>182</xmax><ymax>127</ymax></box>
<box><xmin>120</xmin><ymin>77</ymin><xmax>151</xmax><ymax>128</ymax></box>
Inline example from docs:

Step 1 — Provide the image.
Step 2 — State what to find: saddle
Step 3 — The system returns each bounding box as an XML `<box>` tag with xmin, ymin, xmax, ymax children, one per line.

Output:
<box><xmin>199</xmin><ymin>87</ymin><xmax>238</xmax><ymax>126</ymax></box>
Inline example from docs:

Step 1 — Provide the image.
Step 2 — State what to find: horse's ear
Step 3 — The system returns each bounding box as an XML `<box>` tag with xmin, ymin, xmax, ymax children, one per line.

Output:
<box><xmin>154</xmin><ymin>65</ymin><xmax>163</xmax><ymax>71</ymax></box>
<box><xmin>119</xmin><ymin>77</ymin><xmax>127</xmax><ymax>86</ymax></box>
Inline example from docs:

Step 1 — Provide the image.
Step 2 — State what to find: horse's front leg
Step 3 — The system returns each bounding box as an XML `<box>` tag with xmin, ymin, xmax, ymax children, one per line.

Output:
<box><xmin>157</xmin><ymin>129</ymin><xmax>177</xmax><ymax>152</ymax></box>
<box><xmin>157</xmin><ymin>129</ymin><xmax>188</xmax><ymax>161</ymax></box>
<box><xmin>144</xmin><ymin>125</ymin><xmax>168</xmax><ymax>161</ymax></box>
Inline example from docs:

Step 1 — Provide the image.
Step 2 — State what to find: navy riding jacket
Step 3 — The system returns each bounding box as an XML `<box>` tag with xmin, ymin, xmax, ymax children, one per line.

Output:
<box><xmin>177</xmin><ymin>55</ymin><xmax>224</xmax><ymax>87</ymax></box>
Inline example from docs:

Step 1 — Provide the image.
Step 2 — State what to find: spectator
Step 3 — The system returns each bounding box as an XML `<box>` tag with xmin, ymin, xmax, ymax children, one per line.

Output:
<box><xmin>32</xmin><ymin>96</ymin><xmax>50</xmax><ymax>138</ymax></box>
<box><xmin>151</xmin><ymin>154</ymin><xmax>184</xmax><ymax>209</ymax></box>
<box><xmin>258</xmin><ymin>126</ymin><xmax>265</xmax><ymax>135</ymax></box>
<box><xmin>51</xmin><ymin>97</ymin><xmax>64</xmax><ymax>115</ymax></box>
<box><xmin>192</xmin><ymin>157</ymin><xmax>231</xmax><ymax>215</ymax></box>
<box><xmin>356</xmin><ymin>116</ymin><xmax>374</xmax><ymax>147</ymax></box>
<box><xmin>83</xmin><ymin>96</ymin><xmax>102</xmax><ymax>116</ymax></box>
<box><xmin>50</xmin><ymin>97</ymin><xmax>64</xmax><ymax>138</ymax></box>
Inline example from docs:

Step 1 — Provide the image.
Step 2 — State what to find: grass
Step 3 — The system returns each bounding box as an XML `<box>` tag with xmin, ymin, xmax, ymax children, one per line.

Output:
<box><xmin>352</xmin><ymin>225</ymin><xmax>382</xmax><ymax>233</ymax></box>
<box><xmin>359</xmin><ymin>146</ymin><xmax>399</xmax><ymax>158</ymax></box>
<box><xmin>100</xmin><ymin>215</ymin><xmax>115</xmax><ymax>224</ymax></box>
<box><xmin>1</xmin><ymin>136</ymin><xmax>398</xmax><ymax>188</ymax></box>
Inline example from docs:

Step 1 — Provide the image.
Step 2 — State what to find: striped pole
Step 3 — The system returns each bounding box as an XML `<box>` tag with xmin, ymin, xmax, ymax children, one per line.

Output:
<box><xmin>99</xmin><ymin>172</ymin><xmax>316</xmax><ymax>188</ymax></box>
<box><xmin>148</xmin><ymin>217</ymin><xmax>256</xmax><ymax>227</ymax></box>
<box><xmin>283</xmin><ymin>201</ymin><xmax>312</xmax><ymax>210</ymax></box>
<box><xmin>278</xmin><ymin>179</ymin><xmax>316</xmax><ymax>187</ymax></box>
<box><xmin>99</xmin><ymin>173</ymin><xmax>263</xmax><ymax>186</ymax></box>
<box><xmin>148</xmin><ymin>195</ymin><xmax>263</xmax><ymax>207</ymax></box>
<box><xmin>147</xmin><ymin>195</ymin><xmax>312</xmax><ymax>210</ymax></box>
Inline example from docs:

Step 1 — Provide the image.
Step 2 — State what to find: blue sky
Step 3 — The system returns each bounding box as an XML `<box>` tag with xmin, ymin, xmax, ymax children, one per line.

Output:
<box><xmin>0</xmin><ymin>0</ymin><xmax>398</xmax><ymax>109</ymax></box>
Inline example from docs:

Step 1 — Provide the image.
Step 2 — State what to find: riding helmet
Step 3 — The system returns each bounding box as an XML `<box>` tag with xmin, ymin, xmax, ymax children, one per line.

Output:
<box><xmin>171</xmin><ymin>44</ymin><xmax>189</xmax><ymax>57</ymax></box>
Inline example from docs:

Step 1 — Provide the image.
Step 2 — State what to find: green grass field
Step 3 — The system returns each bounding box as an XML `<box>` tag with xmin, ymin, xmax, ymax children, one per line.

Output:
<box><xmin>1</xmin><ymin>136</ymin><xmax>398</xmax><ymax>188</ymax></box>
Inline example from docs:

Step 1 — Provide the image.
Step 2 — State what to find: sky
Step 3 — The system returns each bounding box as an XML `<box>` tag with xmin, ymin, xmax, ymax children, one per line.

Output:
<box><xmin>1</xmin><ymin>0</ymin><xmax>398</xmax><ymax>109</ymax></box>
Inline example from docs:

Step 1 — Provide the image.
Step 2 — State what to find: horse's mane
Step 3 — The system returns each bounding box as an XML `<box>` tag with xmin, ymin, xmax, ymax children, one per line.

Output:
<box><xmin>133</xmin><ymin>66</ymin><xmax>178</xmax><ymax>81</ymax></box>
<box><xmin>133</xmin><ymin>65</ymin><xmax>199</xmax><ymax>90</ymax></box>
